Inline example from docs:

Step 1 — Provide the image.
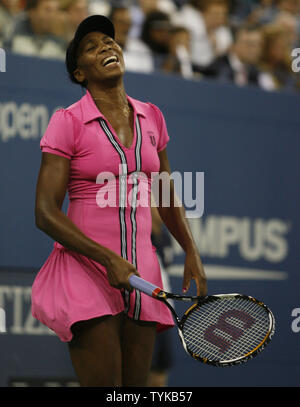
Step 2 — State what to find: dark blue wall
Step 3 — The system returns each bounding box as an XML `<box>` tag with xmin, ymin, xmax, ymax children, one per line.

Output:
<box><xmin>0</xmin><ymin>53</ymin><xmax>299</xmax><ymax>386</ymax></box>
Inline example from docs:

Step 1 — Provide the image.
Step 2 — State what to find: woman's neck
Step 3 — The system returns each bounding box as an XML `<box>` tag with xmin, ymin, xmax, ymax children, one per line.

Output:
<box><xmin>88</xmin><ymin>83</ymin><xmax>129</xmax><ymax>113</ymax></box>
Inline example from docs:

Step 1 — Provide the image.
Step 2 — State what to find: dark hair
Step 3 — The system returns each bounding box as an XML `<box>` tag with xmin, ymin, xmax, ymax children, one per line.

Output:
<box><xmin>25</xmin><ymin>0</ymin><xmax>49</xmax><ymax>11</ymax></box>
<box><xmin>231</xmin><ymin>24</ymin><xmax>262</xmax><ymax>42</ymax></box>
<box><xmin>170</xmin><ymin>26</ymin><xmax>190</xmax><ymax>36</ymax></box>
<box><xmin>141</xmin><ymin>11</ymin><xmax>171</xmax><ymax>53</ymax></box>
<box><xmin>65</xmin><ymin>39</ymin><xmax>87</xmax><ymax>87</ymax></box>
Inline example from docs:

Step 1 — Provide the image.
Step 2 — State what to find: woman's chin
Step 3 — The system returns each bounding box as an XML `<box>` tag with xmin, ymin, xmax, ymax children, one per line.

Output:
<box><xmin>101</xmin><ymin>68</ymin><xmax>125</xmax><ymax>82</ymax></box>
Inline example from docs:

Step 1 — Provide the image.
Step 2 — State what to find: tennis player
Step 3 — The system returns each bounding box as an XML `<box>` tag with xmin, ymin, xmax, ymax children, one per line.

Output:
<box><xmin>31</xmin><ymin>15</ymin><xmax>207</xmax><ymax>387</ymax></box>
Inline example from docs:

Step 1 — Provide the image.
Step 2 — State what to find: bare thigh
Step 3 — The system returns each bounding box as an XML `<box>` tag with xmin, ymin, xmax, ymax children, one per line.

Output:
<box><xmin>121</xmin><ymin>317</ymin><xmax>157</xmax><ymax>387</ymax></box>
<box><xmin>67</xmin><ymin>313</ymin><xmax>157</xmax><ymax>387</ymax></box>
<box><xmin>68</xmin><ymin>313</ymin><xmax>124</xmax><ymax>387</ymax></box>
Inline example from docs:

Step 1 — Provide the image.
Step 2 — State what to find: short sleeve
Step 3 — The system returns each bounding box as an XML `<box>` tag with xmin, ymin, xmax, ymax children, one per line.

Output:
<box><xmin>40</xmin><ymin>109</ymin><xmax>75</xmax><ymax>159</ymax></box>
<box><xmin>148</xmin><ymin>103</ymin><xmax>170</xmax><ymax>152</ymax></box>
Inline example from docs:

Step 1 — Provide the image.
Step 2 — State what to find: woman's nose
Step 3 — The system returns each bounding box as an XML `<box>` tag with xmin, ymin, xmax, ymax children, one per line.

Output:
<box><xmin>99</xmin><ymin>44</ymin><xmax>112</xmax><ymax>54</ymax></box>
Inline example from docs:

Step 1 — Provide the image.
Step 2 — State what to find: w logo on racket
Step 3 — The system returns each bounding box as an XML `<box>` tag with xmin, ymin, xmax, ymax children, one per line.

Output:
<box><xmin>204</xmin><ymin>310</ymin><xmax>256</xmax><ymax>353</ymax></box>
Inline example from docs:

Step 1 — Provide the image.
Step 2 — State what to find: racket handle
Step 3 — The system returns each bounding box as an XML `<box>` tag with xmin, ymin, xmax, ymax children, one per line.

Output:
<box><xmin>129</xmin><ymin>275</ymin><xmax>161</xmax><ymax>298</ymax></box>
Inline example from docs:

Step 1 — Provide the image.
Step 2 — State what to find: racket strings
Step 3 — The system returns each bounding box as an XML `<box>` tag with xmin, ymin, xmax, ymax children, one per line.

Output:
<box><xmin>182</xmin><ymin>297</ymin><xmax>271</xmax><ymax>362</ymax></box>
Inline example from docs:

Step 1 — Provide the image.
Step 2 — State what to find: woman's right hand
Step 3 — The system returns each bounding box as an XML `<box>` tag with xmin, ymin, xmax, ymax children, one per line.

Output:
<box><xmin>105</xmin><ymin>253</ymin><xmax>140</xmax><ymax>292</ymax></box>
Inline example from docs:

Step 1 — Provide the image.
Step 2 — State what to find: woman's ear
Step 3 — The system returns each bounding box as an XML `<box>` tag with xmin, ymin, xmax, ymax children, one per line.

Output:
<box><xmin>73</xmin><ymin>68</ymin><xmax>86</xmax><ymax>84</ymax></box>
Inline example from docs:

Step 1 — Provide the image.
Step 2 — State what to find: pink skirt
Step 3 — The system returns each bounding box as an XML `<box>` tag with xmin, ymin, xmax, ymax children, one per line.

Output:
<box><xmin>31</xmin><ymin>244</ymin><xmax>174</xmax><ymax>342</ymax></box>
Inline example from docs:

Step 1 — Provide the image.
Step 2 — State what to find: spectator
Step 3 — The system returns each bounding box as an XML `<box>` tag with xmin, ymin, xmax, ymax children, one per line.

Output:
<box><xmin>0</xmin><ymin>0</ymin><xmax>21</xmax><ymax>45</ymax></box>
<box><xmin>129</xmin><ymin>0</ymin><xmax>176</xmax><ymax>40</ymax></box>
<box><xmin>271</xmin><ymin>11</ymin><xmax>298</xmax><ymax>47</ymax></box>
<box><xmin>55</xmin><ymin>0</ymin><xmax>89</xmax><ymax>43</ymax></box>
<box><xmin>259</xmin><ymin>25</ymin><xmax>299</xmax><ymax>91</ymax></box>
<box><xmin>141</xmin><ymin>11</ymin><xmax>172</xmax><ymax>71</ymax></box>
<box><xmin>172</xmin><ymin>0</ymin><xmax>233</xmax><ymax>70</ymax></box>
<box><xmin>110</xmin><ymin>4</ymin><xmax>154</xmax><ymax>73</ymax></box>
<box><xmin>201</xmin><ymin>25</ymin><xmax>264</xmax><ymax>87</ymax></box>
<box><xmin>4</xmin><ymin>0</ymin><xmax>66</xmax><ymax>59</ymax></box>
<box><xmin>162</xmin><ymin>26</ymin><xmax>194</xmax><ymax>79</ymax></box>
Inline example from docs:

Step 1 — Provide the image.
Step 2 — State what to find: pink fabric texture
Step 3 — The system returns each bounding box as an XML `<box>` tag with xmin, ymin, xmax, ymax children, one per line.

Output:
<box><xmin>31</xmin><ymin>90</ymin><xmax>175</xmax><ymax>342</ymax></box>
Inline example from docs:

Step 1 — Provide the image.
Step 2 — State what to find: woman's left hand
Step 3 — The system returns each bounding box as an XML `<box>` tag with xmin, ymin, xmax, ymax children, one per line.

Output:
<box><xmin>182</xmin><ymin>249</ymin><xmax>207</xmax><ymax>297</ymax></box>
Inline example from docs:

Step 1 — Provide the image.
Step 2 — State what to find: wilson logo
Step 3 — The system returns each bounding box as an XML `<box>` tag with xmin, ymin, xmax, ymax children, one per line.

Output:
<box><xmin>147</xmin><ymin>131</ymin><xmax>156</xmax><ymax>146</ymax></box>
<box><xmin>204</xmin><ymin>310</ymin><xmax>256</xmax><ymax>353</ymax></box>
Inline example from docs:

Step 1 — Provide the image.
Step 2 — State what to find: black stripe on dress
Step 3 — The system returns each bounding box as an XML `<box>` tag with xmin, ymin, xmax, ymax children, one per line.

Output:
<box><xmin>99</xmin><ymin>119</ymin><xmax>130</xmax><ymax>313</ymax></box>
<box><xmin>132</xmin><ymin>116</ymin><xmax>143</xmax><ymax>321</ymax></box>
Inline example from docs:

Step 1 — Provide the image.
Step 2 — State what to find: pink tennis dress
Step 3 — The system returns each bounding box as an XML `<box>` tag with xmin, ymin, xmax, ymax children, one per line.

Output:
<box><xmin>31</xmin><ymin>90</ymin><xmax>175</xmax><ymax>342</ymax></box>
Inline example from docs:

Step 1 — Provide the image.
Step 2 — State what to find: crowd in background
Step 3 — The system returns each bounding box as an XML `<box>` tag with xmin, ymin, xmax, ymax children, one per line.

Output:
<box><xmin>0</xmin><ymin>0</ymin><xmax>300</xmax><ymax>92</ymax></box>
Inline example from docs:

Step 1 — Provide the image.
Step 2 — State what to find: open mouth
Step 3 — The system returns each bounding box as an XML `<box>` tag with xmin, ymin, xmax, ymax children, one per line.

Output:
<box><xmin>102</xmin><ymin>55</ymin><xmax>119</xmax><ymax>67</ymax></box>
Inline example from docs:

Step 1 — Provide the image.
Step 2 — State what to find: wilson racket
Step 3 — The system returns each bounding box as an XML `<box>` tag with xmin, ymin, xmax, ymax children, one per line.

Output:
<box><xmin>129</xmin><ymin>275</ymin><xmax>275</xmax><ymax>367</ymax></box>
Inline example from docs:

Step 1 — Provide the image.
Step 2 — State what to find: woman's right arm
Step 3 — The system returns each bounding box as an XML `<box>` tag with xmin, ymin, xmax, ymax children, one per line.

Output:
<box><xmin>35</xmin><ymin>152</ymin><xmax>139</xmax><ymax>290</ymax></box>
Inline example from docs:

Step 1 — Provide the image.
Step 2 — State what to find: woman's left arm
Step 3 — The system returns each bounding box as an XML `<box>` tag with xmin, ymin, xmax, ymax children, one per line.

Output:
<box><xmin>155</xmin><ymin>148</ymin><xmax>207</xmax><ymax>296</ymax></box>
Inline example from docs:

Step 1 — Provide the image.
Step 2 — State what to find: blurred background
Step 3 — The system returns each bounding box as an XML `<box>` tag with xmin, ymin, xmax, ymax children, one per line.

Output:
<box><xmin>0</xmin><ymin>0</ymin><xmax>299</xmax><ymax>387</ymax></box>
<box><xmin>2</xmin><ymin>0</ymin><xmax>300</xmax><ymax>90</ymax></box>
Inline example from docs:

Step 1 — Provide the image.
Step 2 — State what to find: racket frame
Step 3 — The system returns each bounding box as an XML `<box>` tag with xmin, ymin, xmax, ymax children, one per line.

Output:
<box><xmin>129</xmin><ymin>275</ymin><xmax>275</xmax><ymax>367</ymax></box>
<box><xmin>179</xmin><ymin>293</ymin><xmax>276</xmax><ymax>367</ymax></box>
